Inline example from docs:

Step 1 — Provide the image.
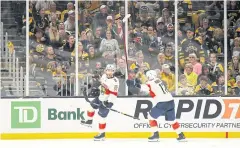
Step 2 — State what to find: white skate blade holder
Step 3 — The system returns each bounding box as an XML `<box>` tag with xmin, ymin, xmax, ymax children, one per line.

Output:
<box><xmin>94</xmin><ymin>138</ymin><xmax>105</xmax><ymax>141</ymax></box>
<box><xmin>148</xmin><ymin>139</ymin><xmax>159</xmax><ymax>142</ymax></box>
<box><xmin>178</xmin><ymin>139</ymin><xmax>187</xmax><ymax>142</ymax></box>
<box><xmin>80</xmin><ymin>122</ymin><xmax>92</xmax><ymax>128</ymax></box>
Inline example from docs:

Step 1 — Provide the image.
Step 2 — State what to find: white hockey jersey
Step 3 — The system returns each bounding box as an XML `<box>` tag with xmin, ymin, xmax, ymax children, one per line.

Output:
<box><xmin>141</xmin><ymin>78</ymin><xmax>173</xmax><ymax>102</ymax></box>
<box><xmin>98</xmin><ymin>74</ymin><xmax>119</xmax><ymax>103</ymax></box>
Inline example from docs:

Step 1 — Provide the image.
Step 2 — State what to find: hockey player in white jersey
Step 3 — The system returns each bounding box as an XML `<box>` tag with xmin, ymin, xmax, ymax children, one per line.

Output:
<box><xmin>81</xmin><ymin>64</ymin><xmax>119</xmax><ymax>141</ymax></box>
<box><xmin>130</xmin><ymin>70</ymin><xmax>186</xmax><ymax>142</ymax></box>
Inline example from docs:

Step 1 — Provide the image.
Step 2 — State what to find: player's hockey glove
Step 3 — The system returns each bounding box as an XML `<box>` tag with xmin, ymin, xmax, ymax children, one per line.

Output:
<box><xmin>102</xmin><ymin>100</ymin><xmax>113</xmax><ymax>109</ymax></box>
<box><xmin>89</xmin><ymin>87</ymin><xmax>100</xmax><ymax>97</ymax></box>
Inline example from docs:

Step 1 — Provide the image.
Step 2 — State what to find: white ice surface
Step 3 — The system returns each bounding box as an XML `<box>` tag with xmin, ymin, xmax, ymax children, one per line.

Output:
<box><xmin>0</xmin><ymin>139</ymin><xmax>239</xmax><ymax>148</ymax></box>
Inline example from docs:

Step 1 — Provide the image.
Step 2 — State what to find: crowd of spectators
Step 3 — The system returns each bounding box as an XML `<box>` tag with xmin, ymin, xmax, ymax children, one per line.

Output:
<box><xmin>6</xmin><ymin>0</ymin><xmax>240</xmax><ymax>97</ymax></box>
<box><xmin>177</xmin><ymin>1</ymin><xmax>225</xmax><ymax>96</ymax></box>
<box><xmin>127</xmin><ymin>0</ymin><xmax>227</xmax><ymax>97</ymax></box>
<box><xmin>227</xmin><ymin>0</ymin><xmax>240</xmax><ymax>95</ymax></box>
<box><xmin>79</xmin><ymin>1</ymin><xmax>126</xmax><ymax>96</ymax></box>
<box><xmin>29</xmin><ymin>1</ymin><xmax>76</xmax><ymax>96</ymax></box>
<box><xmin>127</xmin><ymin>0</ymin><xmax>176</xmax><ymax>96</ymax></box>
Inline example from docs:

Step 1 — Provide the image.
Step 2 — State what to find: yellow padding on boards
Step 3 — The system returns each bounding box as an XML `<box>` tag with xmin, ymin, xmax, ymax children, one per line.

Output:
<box><xmin>1</xmin><ymin>132</ymin><xmax>228</xmax><ymax>140</ymax></box>
<box><xmin>228</xmin><ymin>132</ymin><xmax>240</xmax><ymax>138</ymax></box>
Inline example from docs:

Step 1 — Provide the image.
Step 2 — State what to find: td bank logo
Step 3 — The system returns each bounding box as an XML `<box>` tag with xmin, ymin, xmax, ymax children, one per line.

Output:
<box><xmin>48</xmin><ymin>108</ymin><xmax>85</xmax><ymax>120</ymax></box>
<box><xmin>11</xmin><ymin>101</ymin><xmax>41</xmax><ymax>128</ymax></box>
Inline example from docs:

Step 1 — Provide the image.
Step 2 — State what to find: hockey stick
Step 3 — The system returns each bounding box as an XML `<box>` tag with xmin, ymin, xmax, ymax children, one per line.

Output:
<box><xmin>83</xmin><ymin>89</ymin><xmax>140</xmax><ymax>120</ymax></box>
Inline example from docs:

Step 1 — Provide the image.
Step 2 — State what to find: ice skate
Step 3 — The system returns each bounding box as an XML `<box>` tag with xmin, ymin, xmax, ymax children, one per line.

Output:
<box><xmin>177</xmin><ymin>132</ymin><xmax>187</xmax><ymax>142</ymax></box>
<box><xmin>148</xmin><ymin>131</ymin><xmax>159</xmax><ymax>142</ymax></box>
<box><xmin>80</xmin><ymin>120</ymin><xmax>93</xmax><ymax>128</ymax></box>
<box><xmin>94</xmin><ymin>132</ymin><xmax>105</xmax><ymax>141</ymax></box>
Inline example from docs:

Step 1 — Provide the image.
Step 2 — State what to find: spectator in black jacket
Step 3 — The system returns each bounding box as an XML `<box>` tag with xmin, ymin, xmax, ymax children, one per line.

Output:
<box><xmin>63</xmin><ymin>35</ymin><xmax>75</xmax><ymax>52</ymax></box>
<box><xmin>126</xmin><ymin>70</ymin><xmax>141</xmax><ymax>96</ymax></box>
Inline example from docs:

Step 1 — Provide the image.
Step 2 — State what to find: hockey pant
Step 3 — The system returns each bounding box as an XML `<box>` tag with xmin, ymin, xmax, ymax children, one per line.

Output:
<box><xmin>86</xmin><ymin>97</ymin><xmax>113</xmax><ymax>132</ymax></box>
<box><xmin>148</xmin><ymin>100</ymin><xmax>181</xmax><ymax>134</ymax></box>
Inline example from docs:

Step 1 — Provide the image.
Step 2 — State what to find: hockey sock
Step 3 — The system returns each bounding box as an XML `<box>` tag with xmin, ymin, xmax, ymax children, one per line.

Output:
<box><xmin>99</xmin><ymin>117</ymin><xmax>106</xmax><ymax>133</ymax></box>
<box><xmin>87</xmin><ymin>111</ymin><xmax>95</xmax><ymax>120</ymax></box>
<box><xmin>171</xmin><ymin>121</ymin><xmax>181</xmax><ymax>134</ymax></box>
<box><xmin>99</xmin><ymin>123</ymin><xmax>106</xmax><ymax>133</ymax></box>
<box><xmin>149</xmin><ymin>120</ymin><xmax>158</xmax><ymax>132</ymax></box>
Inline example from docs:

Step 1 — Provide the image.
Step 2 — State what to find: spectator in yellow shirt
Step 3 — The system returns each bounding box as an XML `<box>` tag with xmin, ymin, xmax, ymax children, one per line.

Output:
<box><xmin>184</xmin><ymin>63</ymin><xmax>198</xmax><ymax>86</ymax></box>
<box><xmin>135</xmin><ymin>63</ymin><xmax>149</xmax><ymax>84</ymax></box>
<box><xmin>178</xmin><ymin>74</ymin><xmax>194</xmax><ymax>95</ymax></box>
<box><xmin>160</xmin><ymin>64</ymin><xmax>175</xmax><ymax>93</ymax></box>
<box><xmin>130</xmin><ymin>51</ymin><xmax>150</xmax><ymax>73</ymax></box>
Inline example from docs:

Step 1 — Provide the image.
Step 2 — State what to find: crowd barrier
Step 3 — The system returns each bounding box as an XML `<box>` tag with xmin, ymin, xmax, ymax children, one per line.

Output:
<box><xmin>1</xmin><ymin>22</ymin><xmax>25</xmax><ymax>96</ymax></box>
<box><xmin>0</xmin><ymin>97</ymin><xmax>239</xmax><ymax>140</ymax></box>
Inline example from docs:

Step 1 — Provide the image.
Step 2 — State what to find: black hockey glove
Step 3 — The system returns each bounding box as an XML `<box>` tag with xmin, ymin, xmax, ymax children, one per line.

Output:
<box><xmin>89</xmin><ymin>87</ymin><xmax>100</xmax><ymax>97</ymax></box>
<box><xmin>102</xmin><ymin>100</ymin><xmax>113</xmax><ymax>108</ymax></box>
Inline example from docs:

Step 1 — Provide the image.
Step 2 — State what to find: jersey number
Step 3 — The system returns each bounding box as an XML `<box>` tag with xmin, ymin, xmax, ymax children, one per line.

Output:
<box><xmin>155</xmin><ymin>80</ymin><xmax>169</xmax><ymax>94</ymax></box>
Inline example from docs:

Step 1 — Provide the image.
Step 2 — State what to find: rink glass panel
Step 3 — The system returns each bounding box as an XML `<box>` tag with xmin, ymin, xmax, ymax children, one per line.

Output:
<box><xmin>28</xmin><ymin>1</ymin><xmax>76</xmax><ymax>97</ymax></box>
<box><xmin>127</xmin><ymin>0</ymin><xmax>176</xmax><ymax>96</ymax></box>
<box><xmin>1</xmin><ymin>1</ymin><xmax>26</xmax><ymax>97</ymax></box>
<box><xmin>177</xmin><ymin>1</ymin><xmax>225</xmax><ymax>97</ymax></box>
<box><xmin>79</xmin><ymin>1</ymin><xmax>127</xmax><ymax>96</ymax></box>
<box><xmin>0</xmin><ymin>0</ymin><xmax>234</xmax><ymax>98</ymax></box>
<box><xmin>227</xmin><ymin>0</ymin><xmax>240</xmax><ymax>96</ymax></box>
